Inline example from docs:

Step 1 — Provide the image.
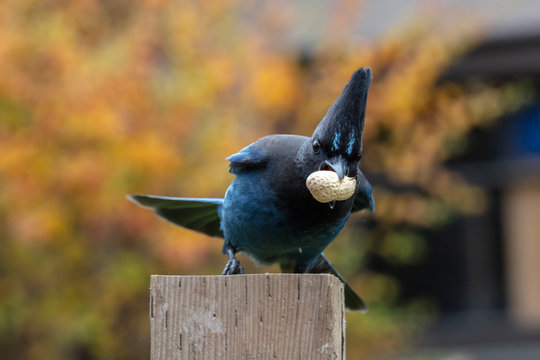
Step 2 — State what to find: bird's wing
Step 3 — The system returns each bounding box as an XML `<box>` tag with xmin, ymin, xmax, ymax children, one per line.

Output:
<box><xmin>128</xmin><ymin>194</ymin><xmax>224</xmax><ymax>238</ymax></box>
<box><xmin>351</xmin><ymin>193</ymin><xmax>375</xmax><ymax>213</ymax></box>
<box><xmin>226</xmin><ymin>143</ymin><xmax>269</xmax><ymax>174</ymax></box>
<box><xmin>351</xmin><ymin>172</ymin><xmax>375</xmax><ymax>213</ymax></box>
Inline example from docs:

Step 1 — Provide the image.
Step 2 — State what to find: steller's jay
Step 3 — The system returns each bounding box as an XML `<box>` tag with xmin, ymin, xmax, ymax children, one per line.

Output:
<box><xmin>129</xmin><ymin>67</ymin><xmax>375</xmax><ymax>311</ymax></box>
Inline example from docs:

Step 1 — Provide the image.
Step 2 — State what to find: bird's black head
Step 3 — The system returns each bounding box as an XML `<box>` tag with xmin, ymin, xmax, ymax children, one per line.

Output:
<box><xmin>307</xmin><ymin>67</ymin><xmax>371</xmax><ymax>180</ymax></box>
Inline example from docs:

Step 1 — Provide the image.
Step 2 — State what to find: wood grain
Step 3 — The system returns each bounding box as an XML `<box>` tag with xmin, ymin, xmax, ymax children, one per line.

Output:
<box><xmin>150</xmin><ymin>274</ymin><xmax>345</xmax><ymax>359</ymax></box>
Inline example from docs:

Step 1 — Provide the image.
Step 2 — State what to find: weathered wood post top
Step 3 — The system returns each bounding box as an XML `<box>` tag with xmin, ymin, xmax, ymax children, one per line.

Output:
<box><xmin>150</xmin><ymin>274</ymin><xmax>345</xmax><ymax>359</ymax></box>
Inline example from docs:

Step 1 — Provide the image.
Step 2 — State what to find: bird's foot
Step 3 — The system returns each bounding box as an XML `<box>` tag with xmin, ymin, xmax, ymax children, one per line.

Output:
<box><xmin>221</xmin><ymin>248</ymin><xmax>244</xmax><ymax>275</ymax></box>
<box><xmin>221</xmin><ymin>258</ymin><xmax>244</xmax><ymax>275</ymax></box>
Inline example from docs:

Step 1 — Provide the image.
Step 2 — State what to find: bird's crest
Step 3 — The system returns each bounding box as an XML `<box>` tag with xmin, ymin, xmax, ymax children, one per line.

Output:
<box><xmin>312</xmin><ymin>68</ymin><xmax>371</xmax><ymax>159</ymax></box>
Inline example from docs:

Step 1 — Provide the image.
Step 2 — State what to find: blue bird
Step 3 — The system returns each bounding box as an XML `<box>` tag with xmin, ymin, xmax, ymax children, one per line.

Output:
<box><xmin>129</xmin><ymin>68</ymin><xmax>375</xmax><ymax>311</ymax></box>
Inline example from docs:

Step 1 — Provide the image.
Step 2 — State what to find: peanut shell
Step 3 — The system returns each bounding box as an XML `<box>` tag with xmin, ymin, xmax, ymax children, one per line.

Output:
<box><xmin>306</xmin><ymin>170</ymin><xmax>356</xmax><ymax>203</ymax></box>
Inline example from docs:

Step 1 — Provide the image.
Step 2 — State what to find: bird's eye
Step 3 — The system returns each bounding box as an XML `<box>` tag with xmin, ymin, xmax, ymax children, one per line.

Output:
<box><xmin>312</xmin><ymin>140</ymin><xmax>321</xmax><ymax>153</ymax></box>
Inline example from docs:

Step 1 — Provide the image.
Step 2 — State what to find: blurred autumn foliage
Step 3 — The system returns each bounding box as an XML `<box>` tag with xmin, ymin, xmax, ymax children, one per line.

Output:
<box><xmin>0</xmin><ymin>1</ymin><xmax>531</xmax><ymax>359</ymax></box>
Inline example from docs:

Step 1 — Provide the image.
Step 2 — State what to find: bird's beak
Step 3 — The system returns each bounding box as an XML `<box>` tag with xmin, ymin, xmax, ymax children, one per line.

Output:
<box><xmin>321</xmin><ymin>156</ymin><xmax>347</xmax><ymax>180</ymax></box>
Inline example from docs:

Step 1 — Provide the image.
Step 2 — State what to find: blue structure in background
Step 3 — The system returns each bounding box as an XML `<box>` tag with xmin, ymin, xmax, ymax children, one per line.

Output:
<box><xmin>504</xmin><ymin>103</ymin><xmax>540</xmax><ymax>157</ymax></box>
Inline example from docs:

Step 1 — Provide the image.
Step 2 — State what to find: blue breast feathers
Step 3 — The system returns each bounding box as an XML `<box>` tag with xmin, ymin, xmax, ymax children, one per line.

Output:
<box><xmin>221</xmin><ymin>171</ymin><xmax>349</xmax><ymax>266</ymax></box>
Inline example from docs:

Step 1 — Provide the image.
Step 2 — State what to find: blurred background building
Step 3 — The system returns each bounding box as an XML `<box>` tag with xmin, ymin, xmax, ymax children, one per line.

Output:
<box><xmin>403</xmin><ymin>29</ymin><xmax>540</xmax><ymax>359</ymax></box>
<box><xmin>349</xmin><ymin>1</ymin><xmax>540</xmax><ymax>358</ymax></box>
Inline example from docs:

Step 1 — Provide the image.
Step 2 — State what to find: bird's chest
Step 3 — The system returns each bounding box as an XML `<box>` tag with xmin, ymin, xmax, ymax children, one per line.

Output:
<box><xmin>221</xmin><ymin>171</ymin><xmax>351</xmax><ymax>263</ymax></box>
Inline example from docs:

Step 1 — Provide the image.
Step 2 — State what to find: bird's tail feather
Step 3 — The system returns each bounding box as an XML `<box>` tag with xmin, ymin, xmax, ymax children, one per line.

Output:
<box><xmin>305</xmin><ymin>253</ymin><xmax>367</xmax><ymax>312</ymax></box>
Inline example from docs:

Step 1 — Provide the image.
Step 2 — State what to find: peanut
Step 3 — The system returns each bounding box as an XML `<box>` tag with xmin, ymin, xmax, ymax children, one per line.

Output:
<box><xmin>306</xmin><ymin>170</ymin><xmax>356</xmax><ymax>203</ymax></box>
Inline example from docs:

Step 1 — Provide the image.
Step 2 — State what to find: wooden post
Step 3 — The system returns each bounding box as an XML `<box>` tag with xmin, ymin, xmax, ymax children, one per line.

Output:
<box><xmin>150</xmin><ymin>274</ymin><xmax>345</xmax><ymax>360</ymax></box>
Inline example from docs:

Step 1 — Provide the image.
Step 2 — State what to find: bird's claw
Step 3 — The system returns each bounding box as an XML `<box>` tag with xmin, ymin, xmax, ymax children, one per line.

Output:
<box><xmin>221</xmin><ymin>257</ymin><xmax>244</xmax><ymax>275</ymax></box>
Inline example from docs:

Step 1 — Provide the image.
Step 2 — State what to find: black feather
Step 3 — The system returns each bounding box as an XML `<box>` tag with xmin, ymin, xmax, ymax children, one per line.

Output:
<box><xmin>128</xmin><ymin>195</ymin><xmax>224</xmax><ymax>238</ymax></box>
